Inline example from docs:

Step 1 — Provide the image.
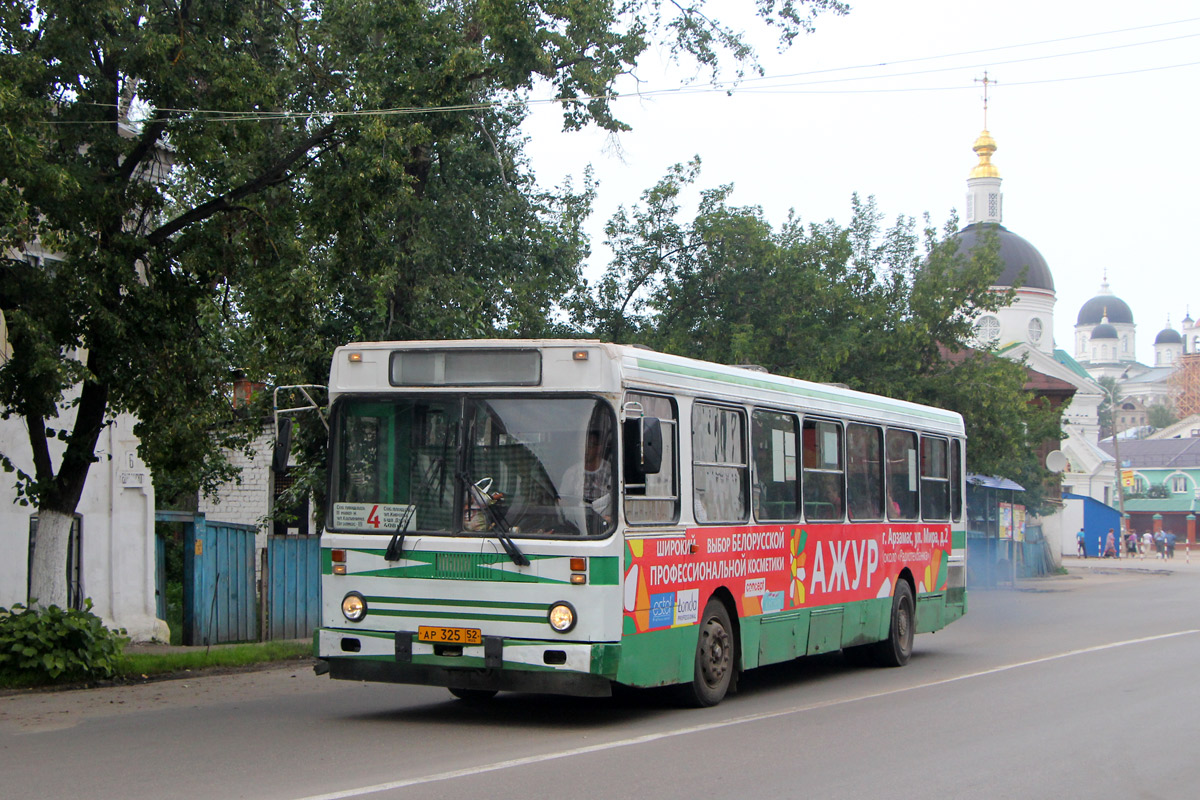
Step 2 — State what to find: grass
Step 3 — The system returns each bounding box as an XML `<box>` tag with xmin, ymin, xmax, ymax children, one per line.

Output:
<box><xmin>0</xmin><ymin>639</ymin><xmax>314</xmax><ymax>691</ymax></box>
<box><xmin>121</xmin><ymin>639</ymin><xmax>314</xmax><ymax>679</ymax></box>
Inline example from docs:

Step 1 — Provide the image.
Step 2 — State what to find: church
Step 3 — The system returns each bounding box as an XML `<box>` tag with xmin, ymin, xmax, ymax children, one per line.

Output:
<box><xmin>952</xmin><ymin>124</ymin><xmax>1197</xmax><ymax>559</ymax></box>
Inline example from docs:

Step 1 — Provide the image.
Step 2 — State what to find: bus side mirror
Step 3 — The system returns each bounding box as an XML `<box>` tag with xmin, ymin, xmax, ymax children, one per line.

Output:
<box><xmin>273</xmin><ymin>417</ymin><xmax>292</xmax><ymax>474</ymax></box>
<box><xmin>624</xmin><ymin>417</ymin><xmax>663</xmax><ymax>478</ymax></box>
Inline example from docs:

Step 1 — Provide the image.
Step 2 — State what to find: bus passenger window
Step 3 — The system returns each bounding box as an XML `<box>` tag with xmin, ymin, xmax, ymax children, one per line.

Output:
<box><xmin>921</xmin><ymin>436</ymin><xmax>950</xmax><ymax>521</ymax></box>
<box><xmin>802</xmin><ymin>419</ymin><xmax>843</xmax><ymax>521</ymax></box>
<box><xmin>886</xmin><ymin>429</ymin><xmax>919</xmax><ymax>521</ymax></box>
<box><xmin>752</xmin><ymin>411</ymin><xmax>799</xmax><ymax>521</ymax></box>
<box><xmin>692</xmin><ymin>403</ymin><xmax>748</xmax><ymax>523</ymax></box>
<box><xmin>847</xmin><ymin>424</ymin><xmax>884</xmax><ymax>520</ymax></box>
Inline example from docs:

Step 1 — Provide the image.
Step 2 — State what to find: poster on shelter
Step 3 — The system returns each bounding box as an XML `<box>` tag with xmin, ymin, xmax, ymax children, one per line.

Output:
<box><xmin>999</xmin><ymin>503</ymin><xmax>1013</xmax><ymax>539</ymax></box>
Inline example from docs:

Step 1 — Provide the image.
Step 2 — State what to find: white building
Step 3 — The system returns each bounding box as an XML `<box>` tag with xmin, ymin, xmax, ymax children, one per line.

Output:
<box><xmin>0</xmin><ymin>381</ymin><xmax>166</xmax><ymax>641</ymax></box>
<box><xmin>957</xmin><ymin>128</ymin><xmax>1113</xmax><ymax>560</ymax></box>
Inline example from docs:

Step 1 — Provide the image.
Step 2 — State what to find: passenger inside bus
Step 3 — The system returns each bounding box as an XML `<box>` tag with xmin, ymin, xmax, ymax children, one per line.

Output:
<box><xmin>561</xmin><ymin>428</ymin><xmax>613</xmax><ymax>533</ymax></box>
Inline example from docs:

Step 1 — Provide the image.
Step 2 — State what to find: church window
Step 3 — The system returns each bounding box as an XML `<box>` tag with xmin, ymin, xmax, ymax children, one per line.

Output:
<box><xmin>975</xmin><ymin>315</ymin><xmax>1000</xmax><ymax>344</ymax></box>
<box><xmin>966</xmin><ymin>196</ymin><xmax>974</xmax><ymax>219</ymax></box>
<box><xmin>987</xmin><ymin>193</ymin><xmax>999</xmax><ymax>217</ymax></box>
<box><xmin>1121</xmin><ymin>336</ymin><xmax>1128</xmax><ymax>353</ymax></box>
<box><xmin>1027</xmin><ymin>318</ymin><xmax>1043</xmax><ymax>344</ymax></box>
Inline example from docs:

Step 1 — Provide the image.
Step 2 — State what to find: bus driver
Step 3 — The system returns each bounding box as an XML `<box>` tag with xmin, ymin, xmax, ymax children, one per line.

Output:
<box><xmin>561</xmin><ymin>430</ymin><xmax>613</xmax><ymax>533</ymax></box>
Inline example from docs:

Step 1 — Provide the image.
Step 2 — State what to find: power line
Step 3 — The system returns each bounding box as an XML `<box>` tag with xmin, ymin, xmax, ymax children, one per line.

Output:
<box><xmin>45</xmin><ymin>16</ymin><xmax>1200</xmax><ymax>126</ymax></box>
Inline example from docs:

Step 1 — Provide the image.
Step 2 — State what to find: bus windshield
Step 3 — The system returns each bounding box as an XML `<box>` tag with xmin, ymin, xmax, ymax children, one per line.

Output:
<box><xmin>329</xmin><ymin>396</ymin><xmax>616</xmax><ymax>538</ymax></box>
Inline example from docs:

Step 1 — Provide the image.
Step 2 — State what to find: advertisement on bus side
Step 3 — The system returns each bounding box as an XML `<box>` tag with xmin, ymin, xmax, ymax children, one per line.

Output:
<box><xmin>623</xmin><ymin>524</ymin><xmax>949</xmax><ymax>633</ymax></box>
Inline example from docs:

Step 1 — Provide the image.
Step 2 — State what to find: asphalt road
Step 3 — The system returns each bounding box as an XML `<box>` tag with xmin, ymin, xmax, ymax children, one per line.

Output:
<box><xmin>3</xmin><ymin>561</ymin><xmax>1197</xmax><ymax>800</ymax></box>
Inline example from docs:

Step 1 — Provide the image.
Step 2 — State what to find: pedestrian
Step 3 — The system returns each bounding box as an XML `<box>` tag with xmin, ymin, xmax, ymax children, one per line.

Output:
<box><xmin>1126</xmin><ymin>531</ymin><xmax>1138</xmax><ymax>556</ymax></box>
<box><xmin>1076</xmin><ymin>527</ymin><xmax>1087</xmax><ymax>558</ymax></box>
<box><xmin>1166</xmin><ymin>532</ymin><xmax>1177</xmax><ymax>559</ymax></box>
<box><xmin>1155</xmin><ymin>530</ymin><xmax>1165</xmax><ymax>559</ymax></box>
<box><xmin>1104</xmin><ymin>528</ymin><xmax>1117</xmax><ymax>558</ymax></box>
<box><xmin>1141</xmin><ymin>531</ymin><xmax>1153</xmax><ymax>559</ymax></box>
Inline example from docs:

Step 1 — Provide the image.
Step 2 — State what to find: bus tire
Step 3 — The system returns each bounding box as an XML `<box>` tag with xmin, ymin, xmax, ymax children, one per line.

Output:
<box><xmin>872</xmin><ymin>579</ymin><xmax>914</xmax><ymax>667</ymax></box>
<box><xmin>682</xmin><ymin>599</ymin><xmax>735</xmax><ymax>707</ymax></box>
<box><xmin>448</xmin><ymin>687</ymin><xmax>498</xmax><ymax>702</ymax></box>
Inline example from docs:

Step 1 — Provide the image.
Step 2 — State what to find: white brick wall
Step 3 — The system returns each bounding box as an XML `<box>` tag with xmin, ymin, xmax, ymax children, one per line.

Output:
<box><xmin>198</xmin><ymin>431</ymin><xmax>273</xmax><ymax>531</ymax></box>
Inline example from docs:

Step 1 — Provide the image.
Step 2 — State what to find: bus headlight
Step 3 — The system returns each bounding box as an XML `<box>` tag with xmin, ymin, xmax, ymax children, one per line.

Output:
<box><xmin>342</xmin><ymin>592</ymin><xmax>367</xmax><ymax>622</ymax></box>
<box><xmin>548</xmin><ymin>601</ymin><xmax>576</xmax><ymax>633</ymax></box>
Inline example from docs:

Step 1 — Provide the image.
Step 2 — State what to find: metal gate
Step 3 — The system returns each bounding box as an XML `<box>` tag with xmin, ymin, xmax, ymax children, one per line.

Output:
<box><xmin>264</xmin><ymin>534</ymin><xmax>321</xmax><ymax>640</ymax></box>
<box><xmin>157</xmin><ymin>511</ymin><xmax>257</xmax><ymax>645</ymax></box>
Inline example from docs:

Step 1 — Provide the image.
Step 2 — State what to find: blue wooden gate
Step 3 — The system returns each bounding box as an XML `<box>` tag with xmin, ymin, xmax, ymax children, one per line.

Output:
<box><xmin>266</xmin><ymin>535</ymin><xmax>321</xmax><ymax>640</ymax></box>
<box><xmin>157</xmin><ymin>511</ymin><xmax>258</xmax><ymax>646</ymax></box>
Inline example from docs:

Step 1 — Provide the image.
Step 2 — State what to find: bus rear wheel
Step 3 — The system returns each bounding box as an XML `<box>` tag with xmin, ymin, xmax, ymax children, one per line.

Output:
<box><xmin>681</xmin><ymin>599</ymin><xmax>734</xmax><ymax>707</ymax></box>
<box><xmin>448</xmin><ymin>687</ymin><xmax>498</xmax><ymax>702</ymax></box>
<box><xmin>872</xmin><ymin>579</ymin><xmax>914</xmax><ymax>667</ymax></box>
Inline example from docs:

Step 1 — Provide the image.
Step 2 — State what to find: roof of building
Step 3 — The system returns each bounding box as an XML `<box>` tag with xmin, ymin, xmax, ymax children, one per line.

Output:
<box><xmin>1090</xmin><ymin>322</ymin><xmax>1118</xmax><ymax>339</ymax></box>
<box><xmin>1099</xmin><ymin>438</ymin><xmax>1200</xmax><ymax>469</ymax></box>
<box><xmin>1077</xmin><ymin>292</ymin><xmax>1133</xmax><ymax>325</ymax></box>
<box><xmin>1122</xmin><ymin>497</ymin><xmax>1199</xmax><ymax>514</ymax></box>
<box><xmin>956</xmin><ymin>223</ymin><xmax>1055</xmax><ymax>292</ymax></box>
<box><xmin>1121</xmin><ymin>366</ymin><xmax>1176</xmax><ymax>385</ymax></box>
<box><xmin>1155</xmin><ymin>326</ymin><xmax>1183</xmax><ymax>345</ymax></box>
<box><xmin>1053</xmin><ymin>349</ymin><xmax>1098</xmax><ymax>382</ymax></box>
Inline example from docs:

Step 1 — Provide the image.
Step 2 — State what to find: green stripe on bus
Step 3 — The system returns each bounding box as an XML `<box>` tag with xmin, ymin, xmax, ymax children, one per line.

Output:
<box><xmin>328</xmin><ymin>551</ymin><xmax>620</xmax><ymax>585</ymax></box>
<box><xmin>363</xmin><ymin>595</ymin><xmax>549</xmax><ymax>611</ymax></box>
<box><xmin>370</xmin><ymin>609</ymin><xmax>544</xmax><ymax>624</ymax></box>
<box><xmin>635</xmin><ymin>358</ymin><xmax>959</xmax><ymax>425</ymax></box>
<box><xmin>951</xmin><ymin>530</ymin><xmax>966</xmax><ymax>549</ymax></box>
<box><xmin>590</xmin><ymin>557</ymin><xmax>620</xmax><ymax>586</ymax></box>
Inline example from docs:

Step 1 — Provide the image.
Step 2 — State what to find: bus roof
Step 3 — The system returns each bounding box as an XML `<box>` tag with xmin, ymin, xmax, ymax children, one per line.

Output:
<box><xmin>330</xmin><ymin>339</ymin><xmax>965</xmax><ymax>436</ymax></box>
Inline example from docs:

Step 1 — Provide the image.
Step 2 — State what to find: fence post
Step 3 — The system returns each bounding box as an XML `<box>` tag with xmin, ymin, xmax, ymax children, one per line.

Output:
<box><xmin>260</xmin><ymin>547</ymin><xmax>269</xmax><ymax>642</ymax></box>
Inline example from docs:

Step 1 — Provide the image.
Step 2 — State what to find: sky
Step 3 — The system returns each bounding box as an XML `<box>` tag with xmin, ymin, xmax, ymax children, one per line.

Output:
<box><xmin>521</xmin><ymin>0</ymin><xmax>1199</xmax><ymax>366</ymax></box>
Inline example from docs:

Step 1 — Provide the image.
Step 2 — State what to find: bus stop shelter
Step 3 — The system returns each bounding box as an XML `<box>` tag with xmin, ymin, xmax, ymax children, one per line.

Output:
<box><xmin>966</xmin><ymin>474</ymin><xmax>1025</xmax><ymax>586</ymax></box>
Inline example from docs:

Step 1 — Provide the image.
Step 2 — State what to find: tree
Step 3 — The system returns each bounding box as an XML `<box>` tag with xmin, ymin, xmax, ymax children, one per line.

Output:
<box><xmin>1147</xmin><ymin>402</ymin><xmax>1177</xmax><ymax>431</ymax></box>
<box><xmin>578</xmin><ymin>163</ymin><xmax>1060</xmax><ymax>510</ymax></box>
<box><xmin>1096</xmin><ymin>376</ymin><xmax>1120</xmax><ymax>439</ymax></box>
<box><xmin>1</xmin><ymin>1</ymin><xmax>847</xmax><ymax>607</ymax></box>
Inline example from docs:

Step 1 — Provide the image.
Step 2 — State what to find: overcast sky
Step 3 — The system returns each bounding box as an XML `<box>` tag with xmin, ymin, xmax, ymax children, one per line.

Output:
<box><xmin>522</xmin><ymin>0</ymin><xmax>1199</xmax><ymax>366</ymax></box>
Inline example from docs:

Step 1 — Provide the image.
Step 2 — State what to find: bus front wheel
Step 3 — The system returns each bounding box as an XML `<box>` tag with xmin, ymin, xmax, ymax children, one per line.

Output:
<box><xmin>682</xmin><ymin>599</ymin><xmax>735</xmax><ymax>707</ymax></box>
<box><xmin>873</xmin><ymin>579</ymin><xmax>914</xmax><ymax>667</ymax></box>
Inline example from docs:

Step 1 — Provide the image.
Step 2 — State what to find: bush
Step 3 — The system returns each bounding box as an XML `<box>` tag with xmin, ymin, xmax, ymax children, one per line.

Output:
<box><xmin>0</xmin><ymin>600</ymin><xmax>128</xmax><ymax>685</ymax></box>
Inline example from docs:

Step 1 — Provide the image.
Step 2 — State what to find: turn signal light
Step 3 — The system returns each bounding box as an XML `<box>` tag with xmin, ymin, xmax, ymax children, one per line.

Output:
<box><xmin>569</xmin><ymin>557</ymin><xmax>586</xmax><ymax>571</ymax></box>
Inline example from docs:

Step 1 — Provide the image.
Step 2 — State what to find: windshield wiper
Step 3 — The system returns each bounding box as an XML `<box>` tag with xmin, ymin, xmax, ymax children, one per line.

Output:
<box><xmin>460</xmin><ymin>467</ymin><xmax>529</xmax><ymax>567</ymax></box>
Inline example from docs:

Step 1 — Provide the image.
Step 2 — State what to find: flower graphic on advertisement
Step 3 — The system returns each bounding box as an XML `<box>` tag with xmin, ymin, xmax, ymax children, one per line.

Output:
<box><xmin>922</xmin><ymin>548</ymin><xmax>944</xmax><ymax>594</ymax></box>
<box><xmin>789</xmin><ymin>528</ymin><xmax>808</xmax><ymax>607</ymax></box>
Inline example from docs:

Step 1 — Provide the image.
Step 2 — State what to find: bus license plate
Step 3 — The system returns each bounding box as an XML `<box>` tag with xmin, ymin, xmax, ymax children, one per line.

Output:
<box><xmin>418</xmin><ymin>626</ymin><xmax>482</xmax><ymax>645</ymax></box>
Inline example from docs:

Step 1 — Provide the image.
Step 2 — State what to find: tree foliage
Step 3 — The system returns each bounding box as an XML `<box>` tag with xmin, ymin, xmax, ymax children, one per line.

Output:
<box><xmin>574</xmin><ymin>161</ymin><xmax>1063</xmax><ymax>511</ymax></box>
<box><xmin>0</xmin><ymin>1</ymin><xmax>846</xmax><ymax>605</ymax></box>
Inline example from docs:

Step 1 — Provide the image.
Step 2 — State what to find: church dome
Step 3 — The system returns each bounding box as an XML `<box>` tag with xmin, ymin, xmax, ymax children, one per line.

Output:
<box><xmin>1091</xmin><ymin>322</ymin><xmax>1118</xmax><ymax>340</ymax></box>
<box><xmin>955</xmin><ymin>223</ymin><xmax>1054</xmax><ymax>292</ymax></box>
<box><xmin>1155</xmin><ymin>326</ymin><xmax>1182</xmax><ymax>345</ymax></box>
<box><xmin>1077</xmin><ymin>294</ymin><xmax>1133</xmax><ymax>325</ymax></box>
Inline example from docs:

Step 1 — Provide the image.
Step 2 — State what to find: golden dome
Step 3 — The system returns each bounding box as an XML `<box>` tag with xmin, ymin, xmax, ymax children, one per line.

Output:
<box><xmin>969</xmin><ymin>129</ymin><xmax>1000</xmax><ymax>179</ymax></box>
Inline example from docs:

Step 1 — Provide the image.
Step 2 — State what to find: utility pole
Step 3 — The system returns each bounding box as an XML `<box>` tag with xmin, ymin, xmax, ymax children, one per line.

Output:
<box><xmin>1107</xmin><ymin>383</ymin><xmax>1128</xmax><ymax>553</ymax></box>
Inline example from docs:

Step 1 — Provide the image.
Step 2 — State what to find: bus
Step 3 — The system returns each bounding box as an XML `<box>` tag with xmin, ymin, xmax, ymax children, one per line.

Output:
<box><xmin>314</xmin><ymin>340</ymin><xmax>967</xmax><ymax>706</ymax></box>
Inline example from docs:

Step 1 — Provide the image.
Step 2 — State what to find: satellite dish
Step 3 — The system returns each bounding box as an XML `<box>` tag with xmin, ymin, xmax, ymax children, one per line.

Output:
<box><xmin>1045</xmin><ymin>450</ymin><xmax>1067</xmax><ymax>473</ymax></box>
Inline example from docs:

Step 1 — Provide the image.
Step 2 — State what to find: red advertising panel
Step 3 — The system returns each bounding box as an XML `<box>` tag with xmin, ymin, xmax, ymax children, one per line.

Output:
<box><xmin>623</xmin><ymin>524</ymin><xmax>949</xmax><ymax>633</ymax></box>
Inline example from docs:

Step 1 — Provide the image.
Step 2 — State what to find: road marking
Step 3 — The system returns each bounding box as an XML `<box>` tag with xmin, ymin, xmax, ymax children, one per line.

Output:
<box><xmin>296</xmin><ymin>628</ymin><xmax>1199</xmax><ymax>800</ymax></box>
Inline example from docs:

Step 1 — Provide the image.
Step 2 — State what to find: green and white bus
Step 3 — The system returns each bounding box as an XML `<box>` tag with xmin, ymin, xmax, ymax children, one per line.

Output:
<box><xmin>314</xmin><ymin>340</ymin><xmax>967</xmax><ymax>705</ymax></box>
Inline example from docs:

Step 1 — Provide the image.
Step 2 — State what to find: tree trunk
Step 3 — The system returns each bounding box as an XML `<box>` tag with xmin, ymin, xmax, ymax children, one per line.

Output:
<box><xmin>28</xmin><ymin>509</ymin><xmax>75</xmax><ymax>609</ymax></box>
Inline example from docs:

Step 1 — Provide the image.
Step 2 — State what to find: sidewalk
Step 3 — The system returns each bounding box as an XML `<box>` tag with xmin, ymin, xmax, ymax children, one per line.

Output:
<box><xmin>1060</xmin><ymin>551</ymin><xmax>1200</xmax><ymax>574</ymax></box>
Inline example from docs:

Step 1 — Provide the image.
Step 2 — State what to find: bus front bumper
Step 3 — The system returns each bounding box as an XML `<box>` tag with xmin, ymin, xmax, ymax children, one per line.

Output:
<box><xmin>315</xmin><ymin>627</ymin><xmax>619</xmax><ymax>697</ymax></box>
